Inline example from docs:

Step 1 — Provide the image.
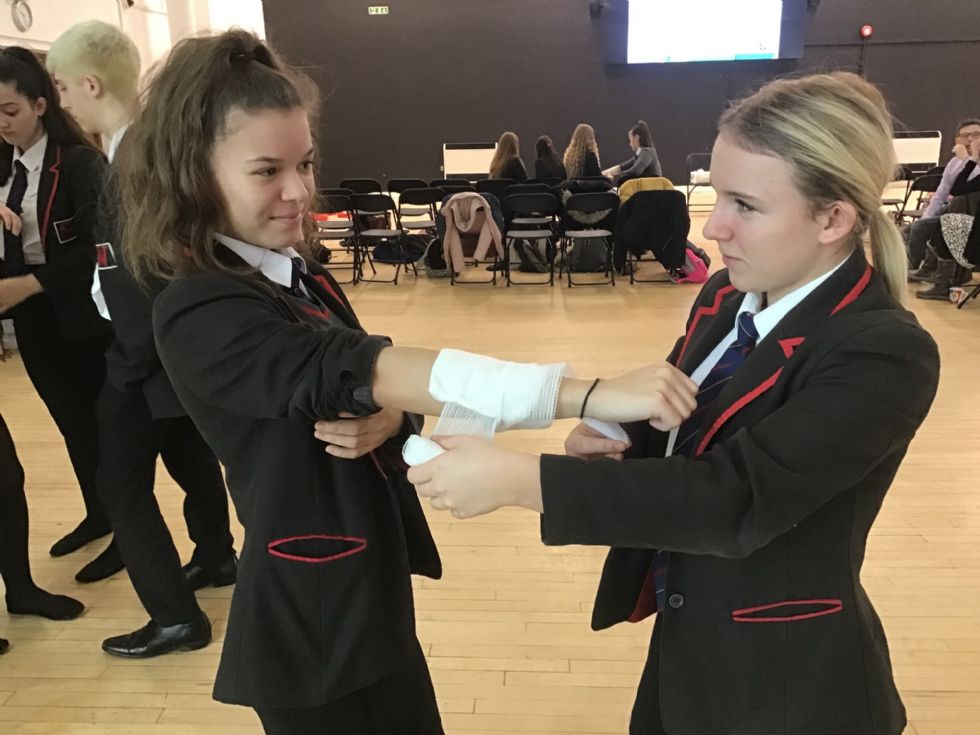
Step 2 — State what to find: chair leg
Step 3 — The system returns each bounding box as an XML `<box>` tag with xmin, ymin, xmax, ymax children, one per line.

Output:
<box><xmin>957</xmin><ymin>282</ymin><xmax>980</xmax><ymax>309</ymax></box>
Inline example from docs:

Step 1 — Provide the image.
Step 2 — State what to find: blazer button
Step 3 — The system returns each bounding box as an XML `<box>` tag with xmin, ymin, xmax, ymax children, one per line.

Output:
<box><xmin>668</xmin><ymin>593</ymin><xmax>685</xmax><ymax>609</ymax></box>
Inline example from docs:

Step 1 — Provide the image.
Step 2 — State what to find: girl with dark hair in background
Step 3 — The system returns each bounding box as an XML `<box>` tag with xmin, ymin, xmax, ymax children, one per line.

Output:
<box><xmin>604</xmin><ymin>119</ymin><xmax>663</xmax><ymax>184</ymax></box>
<box><xmin>0</xmin><ymin>47</ymin><xmax>113</xmax><ymax>578</ymax></box>
<box><xmin>534</xmin><ymin>134</ymin><xmax>566</xmax><ymax>180</ymax></box>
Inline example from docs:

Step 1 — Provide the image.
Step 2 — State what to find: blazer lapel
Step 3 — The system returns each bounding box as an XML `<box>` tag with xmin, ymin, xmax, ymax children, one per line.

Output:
<box><xmin>36</xmin><ymin>142</ymin><xmax>61</xmax><ymax>251</ymax></box>
<box><xmin>674</xmin><ymin>283</ymin><xmax>743</xmax><ymax>374</ymax></box>
<box><xmin>691</xmin><ymin>249</ymin><xmax>874</xmax><ymax>456</ymax></box>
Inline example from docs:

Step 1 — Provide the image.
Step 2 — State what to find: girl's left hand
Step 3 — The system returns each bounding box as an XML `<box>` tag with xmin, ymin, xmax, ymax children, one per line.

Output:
<box><xmin>407</xmin><ymin>436</ymin><xmax>541</xmax><ymax>518</ymax></box>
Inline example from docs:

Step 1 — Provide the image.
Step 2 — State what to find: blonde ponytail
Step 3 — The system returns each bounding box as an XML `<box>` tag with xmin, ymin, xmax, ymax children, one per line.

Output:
<box><xmin>868</xmin><ymin>209</ymin><xmax>908</xmax><ymax>303</ymax></box>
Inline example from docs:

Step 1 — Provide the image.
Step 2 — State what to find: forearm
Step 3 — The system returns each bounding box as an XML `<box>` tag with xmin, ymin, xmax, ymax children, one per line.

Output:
<box><xmin>371</xmin><ymin>345</ymin><xmax>595</xmax><ymax>420</ymax></box>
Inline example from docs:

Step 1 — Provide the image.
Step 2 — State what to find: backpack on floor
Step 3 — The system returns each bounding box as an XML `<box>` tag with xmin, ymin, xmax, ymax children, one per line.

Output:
<box><xmin>512</xmin><ymin>237</ymin><xmax>554</xmax><ymax>273</ymax></box>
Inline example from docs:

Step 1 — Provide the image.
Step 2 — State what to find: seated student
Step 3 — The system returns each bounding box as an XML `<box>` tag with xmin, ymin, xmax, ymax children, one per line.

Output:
<box><xmin>534</xmin><ymin>135</ymin><xmax>566</xmax><ymax>180</ymax></box>
<box><xmin>488</xmin><ymin>131</ymin><xmax>527</xmax><ymax>182</ymax></box>
<box><xmin>906</xmin><ymin>118</ymin><xmax>980</xmax><ymax>281</ymax></box>
<box><xmin>117</xmin><ymin>30</ymin><xmax>697</xmax><ymax>735</ymax></box>
<box><xmin>563</xmin><ymin>123</ymin><xmax>603</xmax><ymax>179</ymax></box>
<box><xmin>409</xmin><ymin>72</ymin><xmax>940</xmax><ymax>735</ymax></box>
<box><xmin>916</xmin><ymin>134</ymin><xmax>980</xmax><ymax>300</ymax></box>
<box><xmin>603</xmin><ymin>120</ymin><xmax>663</xmax><ymax>184</ymax></box>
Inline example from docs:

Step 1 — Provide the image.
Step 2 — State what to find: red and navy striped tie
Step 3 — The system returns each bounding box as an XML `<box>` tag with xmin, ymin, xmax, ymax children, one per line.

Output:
<box><xmin>653</xmin><ymin>310</ymin><xmax>759</xmax><ymax>611</ymax></box>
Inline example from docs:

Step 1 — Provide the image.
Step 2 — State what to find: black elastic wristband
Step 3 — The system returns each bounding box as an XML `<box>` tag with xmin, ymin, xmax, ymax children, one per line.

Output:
<box><xmin>580</xmin><ymin>378</ymin><xmax>601</xmax><ymax>419</ymax></box>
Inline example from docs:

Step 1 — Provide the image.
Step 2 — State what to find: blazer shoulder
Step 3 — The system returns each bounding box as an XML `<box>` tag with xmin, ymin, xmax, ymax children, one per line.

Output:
<box><xmin>59</xmin><ymin>143</ymin><xmax>108</xmax><ymax>176</ymax></box>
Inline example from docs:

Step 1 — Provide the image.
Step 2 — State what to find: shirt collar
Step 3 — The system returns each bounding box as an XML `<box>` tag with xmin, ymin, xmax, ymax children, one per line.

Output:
<box><xmin>736</xmin><ymin>254</ymin><xmax>850</xmax><ymax>342</ymax></box>
<box><xmin>215</xmin><ymin>233</ymin><xmax>302</xmax><ymax>288</ymax></box>
<box><xmin>106</xmin><ymin>124</ymin><xmax>130</xmax><ymax>163</ymax></box>
<box><xmin>13</xmin><ymin>132</ymin><xmax>48</xmax><ymax>174</ymax></box>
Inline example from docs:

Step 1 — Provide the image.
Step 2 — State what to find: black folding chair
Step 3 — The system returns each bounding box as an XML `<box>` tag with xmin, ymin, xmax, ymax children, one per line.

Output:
<box><xmin>503</xmin><ymin>192</ymin><xmax>560</xmax><ymax>286</ymax></box>
<box><xmin>313</xmin><ymin>194</ymin><xmax>360</xmax><ymax>284</ymax></box>
<box><xmin>896</xmin><ymin>173</ymin><xmax>944</xmax><ymax>223</ymax></box>
<box><xmin>442</xmin><ymin>192</ymin><xmax>501</xmax><ymax>286</ymax></box>
<box><xmin>351</xmin><ymin>193</ymin><xmax>413</xmax><ymax>285</ymax></box>
<box><xmin>340</xmin><ymin>178</ymin><xmax>382</xmax><ymax>194</ymax></box>
<box><xmin>387</xmin><ymin>178</ymin><xmax>429</xmax><ymax>217</ymax></box>
<box><xmin>476</xmin><ymin>178</ymin><xmax>515</xmax><ymax>203</ymax></box>
<box><xmin>527</xmin><ymin>177</ymin><xmax>562</xmax><ymax>187</ymax></box>
<box><xmin>560</xmin><ymin>192</ymin><xmax>619</xmax><ymax>287</ymax></box>
<box><xmin>398</xmin><ymin>188</ymin><xmax>441</xmax><ymax>235</ymax></box>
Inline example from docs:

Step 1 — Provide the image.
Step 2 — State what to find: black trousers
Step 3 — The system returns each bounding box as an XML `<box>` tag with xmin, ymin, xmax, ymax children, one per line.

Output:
<box><xmin>0</xmin><ymin>413</ymin><xmax>33</xmax><ymax>596</ymax></box>
<box><xmin>11</xmin><ymin>293</ymin><xmax>108</xmax><ymax>524</ymax></box>
<box><xmin>96</xmin><ymin>380</ymin><xmax>234</xmax><ymax>626</ymax></box>
<box><xmin>630</xmin><ymin>619</ymin><xmax>668</xmax><ymax>735</ymax></box>
<box><xmin>255</xmin><ymin>641</ymin><xmax>444</xmax><ymax>735</ymax></box>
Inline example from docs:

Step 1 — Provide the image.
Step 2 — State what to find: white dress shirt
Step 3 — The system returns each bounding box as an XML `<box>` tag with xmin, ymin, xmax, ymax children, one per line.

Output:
<box><xmin>0</xmin><ymin>133</ymin><xmax>48</xmax><ymax>265</ymax></box>
<box><xmin>665</xmin><ymin>255</ymin><xmax>850</xmax><ymax>456</ymax></box>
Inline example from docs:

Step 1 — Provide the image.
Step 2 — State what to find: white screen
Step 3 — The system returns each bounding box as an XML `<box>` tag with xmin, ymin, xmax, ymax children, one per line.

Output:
<box><xmin>627</xmin><ymin>0</ymin><xmax>784</xmax><ymax>64</ymax></box>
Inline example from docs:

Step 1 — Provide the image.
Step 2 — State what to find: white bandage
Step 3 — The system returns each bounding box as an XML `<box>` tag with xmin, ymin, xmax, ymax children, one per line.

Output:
<box><xmin>428</xmin><ymin>349</ymin><xmax>567</xmax><ymax>430</ymax></box>
<box><xmin>403</xmin><ymin>435</ymin><xmax>446</xmax><ymax>466</ymax></box>
<box><xmin>583</xmin><ymin>418</ymin><xmax>630</xmax><ymax>442</ymax></box>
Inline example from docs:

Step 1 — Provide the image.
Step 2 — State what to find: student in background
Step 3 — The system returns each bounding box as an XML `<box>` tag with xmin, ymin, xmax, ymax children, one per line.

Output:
<box><xmin>47</xmin><ymin>19</ymin><xmax>237</xmax><ymax>656</ymax></box>
<box><xmin>603</xmin><ymin>120</ymin><xmax>663</xmax><ymax>184</ymax></box>
<box><xmin>0</xmin><ymin>47</ymin><xmax>112</xmax><ymax>573</ymax></box>
<box><xmin>488</xmin><ymin>131</ymin><xmax>527</xmax><ymax>181</ymax></box>
<box><xmin>534</xmin><ymin>135</ymin><xmax>566</xmax><ymax>180</ymax></box>
<box><xmin>563</xmin><ymin>123</ymin><xmax>602</xmax><ymax>179</ymax></box>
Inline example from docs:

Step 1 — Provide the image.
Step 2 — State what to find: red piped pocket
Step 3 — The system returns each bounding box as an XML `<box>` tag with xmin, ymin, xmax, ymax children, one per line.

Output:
<box><xmin>267</xmin><ymin>534</ymin><xmax>367</xmax><ymax>564</ymax></box>
<box><xmin>731</xmin><ymin>598</ymin><xmax>843</xmax><ymax>623</ymax></box>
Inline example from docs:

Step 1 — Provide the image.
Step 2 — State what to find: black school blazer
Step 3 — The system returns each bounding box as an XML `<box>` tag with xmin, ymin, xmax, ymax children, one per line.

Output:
<box><xmin>540</xmin><ymin>250</ymin><xmax>940</xmax><ymax>734</ymax></box>
<box><xmin>153</xmin><ymin>254</ymin><xmax>440</xmax><ymax>709</ymax></box>
<box><xmin>0</xmin><ymin>140</ymin><xmax>109</xmax><ymax>342</ymax></box>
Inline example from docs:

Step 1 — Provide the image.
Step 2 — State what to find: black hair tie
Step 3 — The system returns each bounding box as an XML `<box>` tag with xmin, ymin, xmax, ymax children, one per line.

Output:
<box><xmin>230</xmin><ymin>49</ymin><xmax>256</xmax><ymax>63</ymax></box>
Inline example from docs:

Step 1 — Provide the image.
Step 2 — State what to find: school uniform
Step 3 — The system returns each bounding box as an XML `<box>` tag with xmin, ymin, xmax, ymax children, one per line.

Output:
<box><xmin>89</xmin><ymin>128</ymin><xmax>235</xmax><ymax>625</ymax></box>
<box><xmin>152</xmin><ymin>238</ymin><xmax>443</xmax><ymax>732</ymax></box>
<box><xmin>539</xmin><ymin>249</ymin><xmax>940</xmax><ymax>734</ymax></box>
<box><xmin>0</xmin><ymin>136</ymin><xmax>111</xmax><ymax>527</ymax></box>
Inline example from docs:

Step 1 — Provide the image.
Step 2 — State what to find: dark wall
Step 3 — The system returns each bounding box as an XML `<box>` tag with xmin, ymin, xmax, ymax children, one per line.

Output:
<box><xmin>261</xmin><ymin>0</ymin><xmax>980</xmax><ymax>186</ymax></box>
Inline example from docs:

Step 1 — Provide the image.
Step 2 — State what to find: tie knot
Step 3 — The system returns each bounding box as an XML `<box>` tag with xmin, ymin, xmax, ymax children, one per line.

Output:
<box><xmin>736</xmin><ymin>311</ymin><xmax>759</xmax><ymax>347</ymax></box>
<box><xmin>13</xmin><ymin>160</ymin><xmax>26</xmax><ymax>174</ymax></box>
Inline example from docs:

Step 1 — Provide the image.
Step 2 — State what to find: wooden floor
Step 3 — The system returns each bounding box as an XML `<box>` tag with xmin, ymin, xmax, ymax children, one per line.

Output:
<box><xmin>1</xmin><ymin>207</ymin><xmax>979</xmax><ymax>734</ymax></box>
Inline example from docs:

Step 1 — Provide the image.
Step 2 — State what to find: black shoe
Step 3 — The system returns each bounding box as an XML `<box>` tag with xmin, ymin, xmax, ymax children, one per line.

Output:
<box><xmin>49</xmin><ymin>517</ymin><xmax>112</xmax><ymax>557</ymax></box>
<box><xmin>183</xmin><ymin>554</ymin><xmax>238</xmax><ymax>591</ymax></box>
<box><xmin>101</xmin><ymin>613</ymin><xmax>212</xmax><ymax>658</ymax></box>
<box><xmin>6</xmin><ymin>586</ymin><xmax>85</xmax><ymax>620</ymax></box>
<box><xmin>908</xmin><ymin>265</ymin><xmax>937</xmax><ymax>283</ymax></box>
<box><xmin>75</xmin><ymin>540</ymin><xmax>125</xmax><ymax>583</ymax></box>
<box><xmin>0</xmin><ymin>638</ymin><xmax>8</xmax><ymax>655</ymax></box>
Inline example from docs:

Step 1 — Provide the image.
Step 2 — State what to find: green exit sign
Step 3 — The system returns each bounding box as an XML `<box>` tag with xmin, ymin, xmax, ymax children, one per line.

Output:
<box><xmin>368</xmin><ymin>6</ymin><xmax>389</xmax><ymax>14</ymax></box>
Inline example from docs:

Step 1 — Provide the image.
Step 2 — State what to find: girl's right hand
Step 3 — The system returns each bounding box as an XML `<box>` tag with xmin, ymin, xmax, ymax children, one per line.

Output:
<box><xmin>564</xmin><ymin>421</ymin><xmax>630</xmax><ymax>460</ymax></box>
<box><xmin>0</xmin><ymin>205</ymin><xmax>22</xmax><ymax>236</ymax></box>
<box><xmin>586</xmin><ymin>363</ymin><xmax>698</xmax><ymax>431</ymax></box>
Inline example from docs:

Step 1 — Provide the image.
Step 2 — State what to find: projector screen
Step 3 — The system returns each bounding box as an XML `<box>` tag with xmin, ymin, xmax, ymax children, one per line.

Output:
<box><xmin>621</xmin><ymin>0</ymin><xmax>806</xmax><ymax>64</ymax></box>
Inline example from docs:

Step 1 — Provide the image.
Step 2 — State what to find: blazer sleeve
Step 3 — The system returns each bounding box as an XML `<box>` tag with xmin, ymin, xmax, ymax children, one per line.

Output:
<box><xmin>153</xmin><ymin>273</ymin><xmax>393</xmax><ymax>422</ymax></box>
<box><xmin>950</xmin><ymin>159</ymin><xmax>980</xmax><ymax>196</ymax></box>
<box><xmin>540</xmin><ymin>318</ymin><xmax>940</xmax><ymax>558</ymax></box>
<box><xmin>32</xmin><ymin>146</ymin><xmax>107</xmax><ymax>301</ymax></box>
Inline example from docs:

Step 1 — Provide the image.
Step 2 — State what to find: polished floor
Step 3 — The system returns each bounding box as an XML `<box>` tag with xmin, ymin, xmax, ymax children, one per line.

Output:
<box><xmin>0</xmin><ymin>202</ymin><xmax>978</xmax><ymax>734</ymax></box>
